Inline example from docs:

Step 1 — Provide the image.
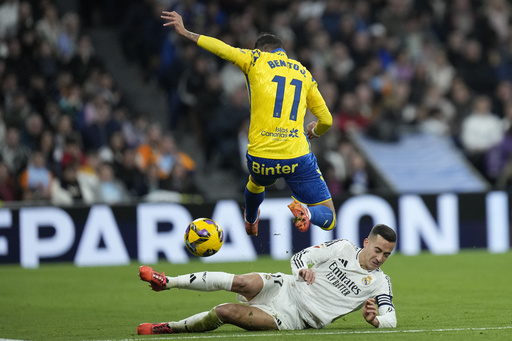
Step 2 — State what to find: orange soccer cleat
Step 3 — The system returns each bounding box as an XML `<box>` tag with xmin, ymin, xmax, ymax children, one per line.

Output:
<box><xmin>138</xmin><ymin>266</ymin><xmax>168</xmax><ymax>291</ymax></box>
<box><xmin>288</xmin><ymin>200</ymin><xmax>311</xmax><ymax>232</ymax></box>
<box><xmin>137</xmin><ymin>322</ymin><xmax>174</xmax><ymax>335</ymax></box>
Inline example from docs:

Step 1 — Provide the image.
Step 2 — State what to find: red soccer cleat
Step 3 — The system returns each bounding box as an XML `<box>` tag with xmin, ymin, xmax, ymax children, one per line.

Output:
<box><xmin>138</xmin><ymin>266</ymin><xmax>168</xmax><ymax>291</ymax></box>
<box><xmin>288</xmin><ymin>200</ymin><xmax>311</xmax><ymax>232</ymax></box>
<box><xmin>137</xmin><ymin>322</ymin><xmax>174</xmax><ymax>335</ymax></box>
<box><xmin>244</xmin><ymin>209</ymin><xmax>260</xmax><ymax>236</ymax></box>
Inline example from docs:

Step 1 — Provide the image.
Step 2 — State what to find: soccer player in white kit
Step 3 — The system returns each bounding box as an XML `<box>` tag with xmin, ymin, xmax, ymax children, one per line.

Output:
<box><xmin>137</xmin><ymin>224</ymin><xmax>397</xmax><ymax>334</ymax></box>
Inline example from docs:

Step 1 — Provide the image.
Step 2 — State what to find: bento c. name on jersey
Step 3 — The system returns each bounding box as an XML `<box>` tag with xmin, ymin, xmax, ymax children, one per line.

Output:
<box><xmin>267</xmin><ymin>59</ymin><xmax>306</xmax><ymax>76</ymax></box>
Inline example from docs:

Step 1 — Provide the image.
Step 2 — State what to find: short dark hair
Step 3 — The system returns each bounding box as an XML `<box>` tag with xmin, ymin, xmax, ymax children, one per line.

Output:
<box><xmin>369</xmin><ymin>224</ymin><xmax>397</xmax><ymax>243</ymax></box>
<box><xmin>254</xmin><ymin>32</ymin><xmax>283</xmax><ymax>51</ymax></box>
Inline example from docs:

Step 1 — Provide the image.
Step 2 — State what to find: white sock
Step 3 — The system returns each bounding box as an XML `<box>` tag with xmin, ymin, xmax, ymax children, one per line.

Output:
<box><xmin>166</xmin><ymin>272</ymin><xmax>234</xmax><ymax>291</ymax></box>
<box><xmin>168</xmin><ymin>308</ymin><xmax>223</xmax><ymax>333</ymax></box>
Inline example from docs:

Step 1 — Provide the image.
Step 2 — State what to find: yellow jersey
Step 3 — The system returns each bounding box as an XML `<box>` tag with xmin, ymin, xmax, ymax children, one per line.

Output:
<box><xmin>198</xmin><ymin>36</ymin><xmax>332</xmax><ymax>159</ymax></box>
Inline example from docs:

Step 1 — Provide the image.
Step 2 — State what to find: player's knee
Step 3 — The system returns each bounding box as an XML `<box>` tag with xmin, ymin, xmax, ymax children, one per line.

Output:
<box><xmin>231</xmin><ymin>274</ymin><xmax>252</xmax><ymax>292</ymax></box>
<box><xmin>247</xmin><ymin>176</ymin><xmax>265</xmax><ymax>193</ymax></box>
<box><xmin>215</xmin><ymin>304</ymin><xmax>240</xmax><ymax>323</ymax></box>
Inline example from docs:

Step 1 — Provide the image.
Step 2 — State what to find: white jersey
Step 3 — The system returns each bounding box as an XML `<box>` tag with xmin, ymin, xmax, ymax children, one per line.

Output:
<box><xmin>290</xmin><ymin>239</ymin><xmax>396</xmax><ymax>329</ymax></box>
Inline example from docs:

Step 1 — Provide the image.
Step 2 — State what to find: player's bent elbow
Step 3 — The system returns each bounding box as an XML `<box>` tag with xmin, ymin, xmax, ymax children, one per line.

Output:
<box><xmin>325</xmin><ymin>115</ymin><xmax>333</xmax><ymax>128</ymax></box>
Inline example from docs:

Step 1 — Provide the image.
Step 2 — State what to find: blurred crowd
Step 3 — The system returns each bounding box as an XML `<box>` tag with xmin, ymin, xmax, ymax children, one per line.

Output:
<box><xmin>120</xmin><ymin>0</ymin><xmax>512</xmax><ymax>196</ymax></box>
<box><xmin>3</xmin><ymin>0</ymin><xmax>512</xmax><ymax>205</ymax></box>
<box><xmin>0</xmin><ymin>0</ymin><xmax>200</xmax><ymax>205</ymax></box>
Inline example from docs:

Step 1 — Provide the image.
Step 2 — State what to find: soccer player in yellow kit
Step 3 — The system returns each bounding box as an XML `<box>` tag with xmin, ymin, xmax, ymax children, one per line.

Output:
<box><xmin>162</xmin><ymin>11</ymin><xmax>336</xmax><ymax>235</ymax></box>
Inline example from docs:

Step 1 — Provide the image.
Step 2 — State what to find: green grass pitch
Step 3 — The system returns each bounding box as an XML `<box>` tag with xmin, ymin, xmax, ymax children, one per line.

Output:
<box><xmin>1</xmin><ymin>250</ymin><xmax>511</xmax><ymax>341</ymax></box>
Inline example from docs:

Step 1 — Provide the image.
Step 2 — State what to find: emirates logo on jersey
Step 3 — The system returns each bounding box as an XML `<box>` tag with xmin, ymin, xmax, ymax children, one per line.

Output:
<box><xmin>361</xmin><ymin>276</ymin><xmax>373</xmax><ymax>286</ymax></box>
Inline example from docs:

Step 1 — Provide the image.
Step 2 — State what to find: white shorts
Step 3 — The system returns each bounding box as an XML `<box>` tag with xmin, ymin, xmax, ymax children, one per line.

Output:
<box><xmin>237</xmin><ymin>272</ymin><xmax>305</xmax><ymax>330</ymax></box>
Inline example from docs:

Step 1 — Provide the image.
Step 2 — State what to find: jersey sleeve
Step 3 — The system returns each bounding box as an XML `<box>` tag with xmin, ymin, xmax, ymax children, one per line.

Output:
<box><xmin>290</xmin><ymin>239</ymin><xmax>345</xmax><ymax>278</ymax></box>
<box><xmin>376</xmin><ymin>301</ymin><xmax>397</xmax><ymax>328</ymax></box>
<box><xmin>306</xmin><ymin>83</ymin><xmax>333</xmax><ymax>136</ymax></box>
<box><xmin>197</xmin><ymin>35</ymin><xmax>255</xmax><ymax>74</ymax></box>
<box><xmin>375</xmin><ymin>275</ymin><xmax>397</xmax><ymax>328</ymax></box>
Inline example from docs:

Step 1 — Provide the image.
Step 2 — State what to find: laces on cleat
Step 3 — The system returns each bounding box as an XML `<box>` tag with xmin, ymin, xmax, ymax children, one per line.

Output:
<box><xmin>152</xmin><ymin>323</ymin><xmax>173</xmax><ymax>334</ymax></box>
<box><xmin>139</xmin><ymin>266</ymin><xmax>168</xmax><ymax>291</ymax></box>
<box><xmin>137</xmin><ymin>322</ymin><xmax>174</xmax><ymax>335</ymax></box>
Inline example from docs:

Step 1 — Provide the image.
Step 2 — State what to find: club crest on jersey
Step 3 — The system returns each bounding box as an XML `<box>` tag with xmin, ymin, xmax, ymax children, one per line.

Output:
<box><xmin>361</xmin><ymin>276</ymin><xmax>373</xmax><ymax>286</ymax></box>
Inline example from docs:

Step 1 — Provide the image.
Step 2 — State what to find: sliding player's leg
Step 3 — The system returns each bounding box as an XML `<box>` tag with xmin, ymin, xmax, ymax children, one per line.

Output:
<box><xmin>139</xmin><ymin>267</ymin><xmax>264</xmax><ymax>299</ymax></box>
<box><xmin>137</xmin><ymin>303</ymin><xmax>277</xmax><ymax>334</ymax></box>
<box><xmin>138</xmin><ymin>270</ymin><xmax>271</xmax><ymax>334</ymax></box>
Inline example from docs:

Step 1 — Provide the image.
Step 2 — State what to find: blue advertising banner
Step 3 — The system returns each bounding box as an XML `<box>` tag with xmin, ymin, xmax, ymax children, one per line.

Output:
<box><xmin>0</xmin><ymin>192</ymin><xmax>510</xmax><ymax>268</ymax></box>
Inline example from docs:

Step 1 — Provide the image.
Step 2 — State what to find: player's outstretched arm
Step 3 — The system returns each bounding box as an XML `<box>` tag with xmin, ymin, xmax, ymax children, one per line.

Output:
<box><xmin>161</xmin><ymin>11</ymin><xmax>199</xmax><ymax>43</ymax></box>
<box><xmin>161</xmin><ymin>11</ymin><xmax>240</xmax><ymax>65</ymax></box>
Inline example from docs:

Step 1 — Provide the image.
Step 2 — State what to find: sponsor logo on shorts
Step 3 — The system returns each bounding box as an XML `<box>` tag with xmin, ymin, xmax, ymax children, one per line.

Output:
<box><xmin>252</xmin><ymin>161</ymin><xmax>298</xmax><ymax>175</ymax></box>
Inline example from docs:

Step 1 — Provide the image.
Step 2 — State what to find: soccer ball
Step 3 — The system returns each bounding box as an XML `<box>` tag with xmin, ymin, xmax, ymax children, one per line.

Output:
<box><xmin>184</xmin><ymin>218</ymin><xmax>224</xmax><ymax>257</ymax></box>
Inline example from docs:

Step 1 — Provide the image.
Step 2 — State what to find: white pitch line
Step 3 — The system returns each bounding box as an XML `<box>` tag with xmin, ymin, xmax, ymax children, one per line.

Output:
<box><xmin>93</xmin><ymin>326</ymin><xmax>512</xmax><ymax>341</ymax></box>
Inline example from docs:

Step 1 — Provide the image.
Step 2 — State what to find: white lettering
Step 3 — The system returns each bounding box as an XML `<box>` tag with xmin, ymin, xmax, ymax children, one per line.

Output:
<box><xmin>311</xmin><ymin>226</ymin><xmax>334</xmax><ymax>248</ymax></box>
<box><xmin>75</xmin><ymin>205</ymin><xmax>130</xmax><ymax>266</ymax></box>
<box><xmin>337</xmin><ymin>195</ymin><xmax>396</xmax><ymax>246</ymax></box>
<box><xmin>203</xmin><ymin>200</ymin><xmax>257</xmax><ymax>263</ymax></box>
<box><xmin>263</xmin><ymin>198</ymin><xmax>292</xmax><ymax>260</ymax></box>
<box><xmin>0</xmin><ymin>209</ymin><xmax>12</xmax><ymax>256</ymax></box>
<box><xmin>486</xmin><ymin>191</ymin><xmax>510</xmax><ymax>253</ymax></box>
<box><xmin>137</xmin><ymin>203</ymin><xmax>191</xmax><ymax>264</ymax></box>
<box><xmin>20</xmin><ymin>207</ymin><xmax>75</xmax><ymax>268</ymax></box>
<box><xmin>400</xmin><ymin>194</ymin><xmax>459</xmax><ymax>255</ymax></box>
<box><xmin>6</xmin><ymin>191</ymin><xmax>509</xmax><ymax>267</ymax></box>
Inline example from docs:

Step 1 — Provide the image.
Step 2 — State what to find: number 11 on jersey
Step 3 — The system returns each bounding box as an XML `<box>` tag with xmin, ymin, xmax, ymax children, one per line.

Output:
<box><xmin>272</xmin><ymin>75</ymin><xmax>302</xmax><ymax>121</ymax></box>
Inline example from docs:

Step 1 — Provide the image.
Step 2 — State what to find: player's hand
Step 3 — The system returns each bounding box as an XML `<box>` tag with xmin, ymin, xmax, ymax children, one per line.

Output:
<box><xmin>298</xmin><ymin>268</ymin><xmax>315</xmax><ymax>285</ymax></box>
<box><xmin>362</xmin><ymin>298</ymin><xmax>379</xmax><ymax>327</ymax></box>
<box><xmin>306</xmin><ymin>121</ymin><xmax>318</xmax><ymax>139</ymax></box>
<box><xmin>161</xmin><ymin>11</ymin><xmax>187</xmax><ymax>36</ymax></box>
